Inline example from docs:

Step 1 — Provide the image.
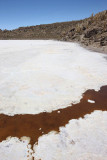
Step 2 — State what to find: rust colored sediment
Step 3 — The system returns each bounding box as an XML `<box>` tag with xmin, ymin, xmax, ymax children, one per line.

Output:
<box><xmin>0</xmin><ymin>85</ymin><xmax>107</xmax><ymax>147</ymax></box>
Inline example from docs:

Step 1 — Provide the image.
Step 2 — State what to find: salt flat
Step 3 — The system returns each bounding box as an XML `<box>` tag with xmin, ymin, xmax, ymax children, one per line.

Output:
<box><xmin>0</xmin><ymin>40</ymin><xmax>107</xmax><ymax>115</ymax></box>
<box><xmin>0</xmin><ymin>40</ymin><xmax>107</xmax><ymax>160</ymax></box>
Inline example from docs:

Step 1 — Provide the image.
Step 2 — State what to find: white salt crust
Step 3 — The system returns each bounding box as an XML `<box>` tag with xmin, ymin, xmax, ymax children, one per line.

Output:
<box><xmin>0</xmin><ymin>137</ymin><xmax>33</xmax><ymax>160</ymax></box>
<box><xmin>33</xmin><ymin>111</ymin><xmax>107</xmax><ymax>160</ymax></box>
<box><xmin>0</xmin><ymin>40</ymin><xmax>107</xmax><ymax>115</ymax></box>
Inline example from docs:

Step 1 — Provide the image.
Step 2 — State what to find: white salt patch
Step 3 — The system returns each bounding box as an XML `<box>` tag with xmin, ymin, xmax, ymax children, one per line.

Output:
<box><xmin>33</xmin><ymin>111</ymin><xmax>107</xmax><ymax>160</ymax></box>
<box><xmin>0</xmin><ymin>40</ymin><xmax>107</xmax><ymax>115</ymax></box>
<box><xmin>20</xmin><ymin>136</ymin><xmax>31</xmax><ymax>143</ymax></box>
<box><xmin>0</xmin><ymin>137</ymin><xmax>33</xmax><ymax>160</ymax></box>
<box><xmin>88</xmin><ymin>99</ymin><xmax>95</xmax><ymax>103</ymax></box>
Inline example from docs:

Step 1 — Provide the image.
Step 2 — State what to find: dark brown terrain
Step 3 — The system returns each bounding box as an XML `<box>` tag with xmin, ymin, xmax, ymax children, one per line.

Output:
<box><xmin>0</xmin><ymin>10</ymin><xmax>107</xmax><ymax>52</ymax></box>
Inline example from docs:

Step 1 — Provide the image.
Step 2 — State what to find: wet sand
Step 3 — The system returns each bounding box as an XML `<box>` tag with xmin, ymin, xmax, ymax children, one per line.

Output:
<box><xmin>0</xmin><ymin>85</ymin><xmax>107</xmax><ymax>148</ymax></box>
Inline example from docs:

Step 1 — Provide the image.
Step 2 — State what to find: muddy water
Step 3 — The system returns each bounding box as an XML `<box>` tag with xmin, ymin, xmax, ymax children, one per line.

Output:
<box><xmin>0</xmin><ymin>86</ymin><xmax>107</xmax><ymax>147</ymax></box>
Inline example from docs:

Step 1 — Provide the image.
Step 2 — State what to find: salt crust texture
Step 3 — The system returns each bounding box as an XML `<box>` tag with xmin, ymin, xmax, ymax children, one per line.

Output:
<box><xmin>0</xmin><ymin>40</ymin><xmax>107</xmax><ymax>115</ymax></box>
<box><xmin>0</xmin><ymin>137</ymin><xmax>33</xmax><ymax>160</ymax></box>
<box><xmin>33</xmin><ymin>111</ymin><xmax>107</xmax><ymax>160</ymax></box>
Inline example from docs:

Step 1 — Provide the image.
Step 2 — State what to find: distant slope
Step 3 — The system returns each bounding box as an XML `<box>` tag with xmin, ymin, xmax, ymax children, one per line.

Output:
<box><xmin>0</xmin><ymin>10</ymin><xmax>107</xmax><ymax>52</ymax></box>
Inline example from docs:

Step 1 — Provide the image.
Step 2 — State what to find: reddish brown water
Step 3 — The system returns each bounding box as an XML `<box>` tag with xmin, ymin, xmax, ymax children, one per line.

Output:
<box><xmin>0</xmin><ymin>85</ymin><xmax>107</xmax><ymax>147</ymax></box>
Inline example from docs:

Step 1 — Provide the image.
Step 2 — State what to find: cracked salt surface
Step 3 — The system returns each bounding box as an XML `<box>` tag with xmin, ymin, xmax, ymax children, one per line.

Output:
<box><xmin>0</xmin><ymin>40</ymin><xmax>107</xmax><ymax>115</ymax></box>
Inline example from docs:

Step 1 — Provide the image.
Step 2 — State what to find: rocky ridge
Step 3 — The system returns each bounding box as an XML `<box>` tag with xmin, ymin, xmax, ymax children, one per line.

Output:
<box><xmin>0</xmin><ymin>10</ymin><xmax>107</xmax><ymax>53</ymax></box>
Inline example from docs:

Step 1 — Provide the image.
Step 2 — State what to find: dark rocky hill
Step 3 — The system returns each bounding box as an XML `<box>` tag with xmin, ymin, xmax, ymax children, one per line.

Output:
<box><xmin>0</xmin><ymin>10</ymin><xmax>107</xmax><ymax>53</ymax></box>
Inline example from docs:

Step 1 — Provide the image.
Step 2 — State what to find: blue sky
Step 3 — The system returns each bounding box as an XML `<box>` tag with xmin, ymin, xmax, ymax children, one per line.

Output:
<box><xmin>0</xmin><ymin>0</ymin><xmax>107</xmax><ymax>30</ymax></box>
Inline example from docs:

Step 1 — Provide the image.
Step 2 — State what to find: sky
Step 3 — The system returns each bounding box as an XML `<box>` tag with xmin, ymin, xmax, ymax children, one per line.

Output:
<box><xmin>0</xmin><ymin>0</ymin><xmax>107</xmax><ymax>30</ymax></box>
